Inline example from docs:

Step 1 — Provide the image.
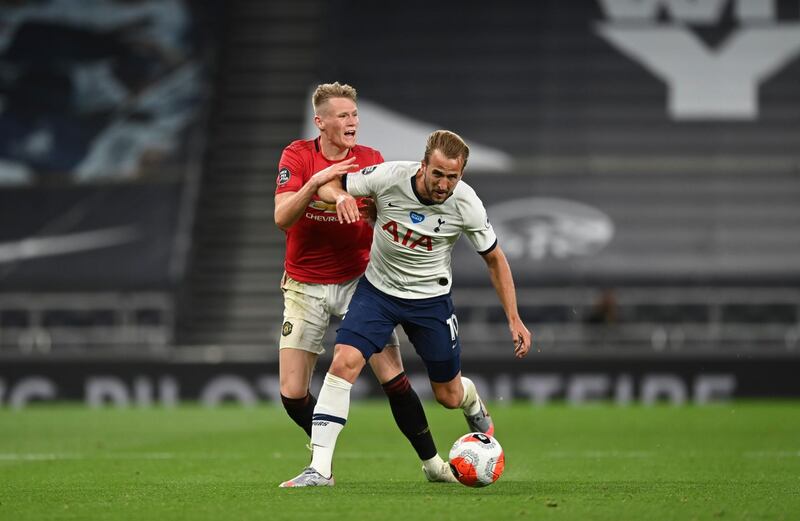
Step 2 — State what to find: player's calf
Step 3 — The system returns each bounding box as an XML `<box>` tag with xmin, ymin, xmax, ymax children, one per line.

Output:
<box><xmin>460</xmin><ymin>377</ymin><xmax>494</xmax><ymax>436</ymax></box>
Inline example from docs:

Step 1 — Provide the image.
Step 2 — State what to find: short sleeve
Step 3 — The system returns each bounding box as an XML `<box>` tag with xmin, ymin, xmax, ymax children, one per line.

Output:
<box><xmin>459</xmin><ymin>188</ymin><xmax>497</xmax><ymax>254</ymax></box>
<box><xmin>345</xmin><ymin>162</ymin><xmax>404</xmax><ymax>197</ymax></box>
<box><xmin>275</xmin><ymin>146</ymin><xmax>306</xmax><ymax>194</ymax></box>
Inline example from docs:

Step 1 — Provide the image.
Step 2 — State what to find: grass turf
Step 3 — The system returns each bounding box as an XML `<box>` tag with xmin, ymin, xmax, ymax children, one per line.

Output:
<box><xmin>1</xmin><ymin>401</ymin><xmax>799</xmax><ymax>520</ymax></box>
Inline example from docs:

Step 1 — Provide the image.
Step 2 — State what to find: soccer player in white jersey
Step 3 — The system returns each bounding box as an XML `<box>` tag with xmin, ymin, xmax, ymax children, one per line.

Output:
<box><xmin>279</xmin><ymin>130</ymin><xmax>531</xmax><ymax>487</ymax></box>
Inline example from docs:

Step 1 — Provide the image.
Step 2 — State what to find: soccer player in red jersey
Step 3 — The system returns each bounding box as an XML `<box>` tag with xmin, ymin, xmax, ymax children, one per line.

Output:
<box><xmin>274</xmin><ymin>82</ymin><xmax>455</xmax><ymax>485</ymax></box>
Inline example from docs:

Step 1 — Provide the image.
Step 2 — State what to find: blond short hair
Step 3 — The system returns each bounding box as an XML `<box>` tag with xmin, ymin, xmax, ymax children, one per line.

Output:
<box><xmin>423</xmin><ymin>130</ymin><xmax>470</xmax><ymax>170</ymax></box>
<box><xmin>312</xmin><ymin>82</ymin><xmax>357</xmax><ymax>114</ymax></box>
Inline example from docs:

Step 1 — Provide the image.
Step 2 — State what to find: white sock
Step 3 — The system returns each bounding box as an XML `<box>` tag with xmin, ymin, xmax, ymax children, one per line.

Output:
<box><xmin>460</xmin><ymin>376</ymin><xmax>481</xmax><ymax>416</ymax></box>
<box><xmin>309</xmin><ymin>373</ymin><xmax>352</xmax><ymax>478</ymax></box>
<box><xmin>422</xmin><ymin>453</ymin><xmax>447</xmax><ymax>472</ymax></box>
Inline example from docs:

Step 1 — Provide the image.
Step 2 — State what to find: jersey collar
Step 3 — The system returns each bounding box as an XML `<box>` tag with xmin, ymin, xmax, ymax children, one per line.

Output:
<box><xmin>315</xmin><ymin>137</ymin><xmax>353</xmax><ymax>162</ymax></box>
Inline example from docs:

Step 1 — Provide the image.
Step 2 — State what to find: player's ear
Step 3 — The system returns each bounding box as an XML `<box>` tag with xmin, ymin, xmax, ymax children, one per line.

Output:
<box><xmin>314</xmin><ymin>114</ymin><xmax>323</xmax><ymax>130</ymax></box>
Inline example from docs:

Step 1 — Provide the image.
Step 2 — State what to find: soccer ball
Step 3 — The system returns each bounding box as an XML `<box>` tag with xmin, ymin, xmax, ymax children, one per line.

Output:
<box><xmin>448</xmin><ymin>432</ymin><xmax>505</xmax><ymax>487</ymax></box>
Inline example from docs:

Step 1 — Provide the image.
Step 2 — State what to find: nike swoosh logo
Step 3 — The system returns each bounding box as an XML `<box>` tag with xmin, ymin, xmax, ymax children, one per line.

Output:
<box><xmin>387</xmin><ymin>202</ymin><xmax>397</xmax><ymax>207</ymax></box>
<box><xmin>0</xmin><ymin>226</ymin><xmax>140</xmax><ymax>264</ymax></box>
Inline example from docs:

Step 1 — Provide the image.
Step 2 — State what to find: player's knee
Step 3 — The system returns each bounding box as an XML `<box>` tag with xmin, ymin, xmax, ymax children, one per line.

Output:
<box><xmin>279</xmin><ymin>363</ymin><xmax>311</xmax><ymax>398</ymax></box>
<box><xmin>434</xmin><ymin>387</ymin><xmax>461</xmax><ymax>409</ymax></box>
<box><xmin>329</xmin><ymin>344</ymin><xmax>366</xmax><ymax>382</ymax></box>
<box><xmin>279</xmin><ymin>379</ymin><xmax>308</xmax><ymax>399</ymax></box>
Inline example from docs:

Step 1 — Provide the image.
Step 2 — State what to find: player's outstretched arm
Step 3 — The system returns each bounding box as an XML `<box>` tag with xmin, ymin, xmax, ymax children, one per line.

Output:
<box><xmin>274</xmin><ymin>157</ymin><xmax>360</xmax><ymax>230</ymax></box>
<box><xmin>481</xmin><ymin>245</ymin><xmax>532</xmax><ymax>358</ymax></box>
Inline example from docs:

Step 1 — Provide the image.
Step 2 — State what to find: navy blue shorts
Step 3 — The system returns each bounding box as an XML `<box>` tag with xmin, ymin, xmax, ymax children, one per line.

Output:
<box><xmin>336</xmin><ymin>277</ymin><xmax>461</xmax><ymax>383</ymax></box>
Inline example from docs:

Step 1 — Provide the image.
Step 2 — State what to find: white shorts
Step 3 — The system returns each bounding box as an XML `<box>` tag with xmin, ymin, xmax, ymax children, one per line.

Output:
<box><xmin>279</xmin><ymin>273</ymin><xmax>399</xmax><ymax>354</ymax></box>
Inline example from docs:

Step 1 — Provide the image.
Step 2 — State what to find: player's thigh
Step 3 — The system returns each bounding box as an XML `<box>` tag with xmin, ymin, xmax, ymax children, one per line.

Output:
<box><xmin>279</xmin><ymin>348</ymin><xmax>319</xmax><ymax>397</ymax></box>
<box><xmin>336</xmin><ymin>278</ymin><xmax>400</xmax><ymax>361</ymax></box>
<box><xmin>402</xmin><ymin>296</ymin><xmax>462</xmax><ymax>384</ymax></box>
<box><xmin>333</xmin><ymin>276</ymin><xmax>401</xmax><ymax>350</ymax></box>
<box><xmin>329</xmin><ymin>275</ymin><xmax>361</xmax><ymax>317</ymax></box>
<box><xmin>279</xmin><ymin>276</ymin><xmax>330</xmax><ymax>354</ymax></box>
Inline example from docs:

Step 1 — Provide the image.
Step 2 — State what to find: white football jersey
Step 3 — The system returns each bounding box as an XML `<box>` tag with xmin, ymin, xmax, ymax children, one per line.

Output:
<box><xmin>345</xmin><ymin>161</ymin><xmax>497</xmax><ymax>299</ymax></box>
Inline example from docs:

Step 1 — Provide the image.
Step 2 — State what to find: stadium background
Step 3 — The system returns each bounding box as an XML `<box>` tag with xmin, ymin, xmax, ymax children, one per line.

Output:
<box><xmin>2</xmin><ymin>0</ymin><xmax>800</xmax><ymax>408</ymax></box>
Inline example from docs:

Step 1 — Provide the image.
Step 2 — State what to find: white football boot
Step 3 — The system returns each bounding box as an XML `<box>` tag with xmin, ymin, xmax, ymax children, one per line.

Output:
<box><xmin>279</xmin><ymin>467</ymin><xmax>334</xmax><ymax>488</ymax></box>
<box><xmin>422</xmin><ymin>456</ymin><xmax>458</xmax><ymax>483</ymax></box>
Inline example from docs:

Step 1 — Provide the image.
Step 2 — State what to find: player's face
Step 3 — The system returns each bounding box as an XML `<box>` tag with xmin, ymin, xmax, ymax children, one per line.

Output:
<box><xmin>419</xmin><ymin>149</ymin><xmax>464</xmax><ymax>204</ymax></box>
<box><xmin>316</xmin><ymin>97</ymin><xmax>359</xmax><ymax>150</ymax></box>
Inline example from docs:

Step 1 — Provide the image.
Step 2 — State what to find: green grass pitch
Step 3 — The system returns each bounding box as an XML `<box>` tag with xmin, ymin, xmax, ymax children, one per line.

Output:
<box><xmin>1</xmin><ymin>401</ymin><xmax>799</xmax><ymax>520</ymax></box>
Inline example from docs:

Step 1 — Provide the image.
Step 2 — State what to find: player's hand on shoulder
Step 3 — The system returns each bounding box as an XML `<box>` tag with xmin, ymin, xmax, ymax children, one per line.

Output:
<box><xmin>335</xmin><ymin>193</ymin><xmax>361</xmax><ymax>224</ymax></box>
<box><xmin>510</xmin><ymin>318</ymin><xmax>532</xmax><ymax>358</ymax></box>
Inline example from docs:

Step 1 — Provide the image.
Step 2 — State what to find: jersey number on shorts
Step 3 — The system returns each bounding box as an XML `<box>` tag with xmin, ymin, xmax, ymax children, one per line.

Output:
<box><xmin>446</xmin><ymin>314</ymin><xmax>459</xmax><ymax>342</ymax></box>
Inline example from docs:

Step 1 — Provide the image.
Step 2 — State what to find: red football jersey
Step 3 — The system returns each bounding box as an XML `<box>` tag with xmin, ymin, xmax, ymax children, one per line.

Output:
<box><xmin>275</xmin><ymin>138</ymin><xmax>383</xmax><ymax>284</ymax></box>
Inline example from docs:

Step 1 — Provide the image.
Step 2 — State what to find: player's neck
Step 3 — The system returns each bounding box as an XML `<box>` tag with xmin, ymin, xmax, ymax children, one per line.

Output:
<box><xmin>318</xmin><ymin>136</ymin><xmax>350</xmax><ymax>162</ymax></box>
<box><xmin>413</xmin><ymin>170</ymin><xmax>436</xmax><ymax>206</ymax></box>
